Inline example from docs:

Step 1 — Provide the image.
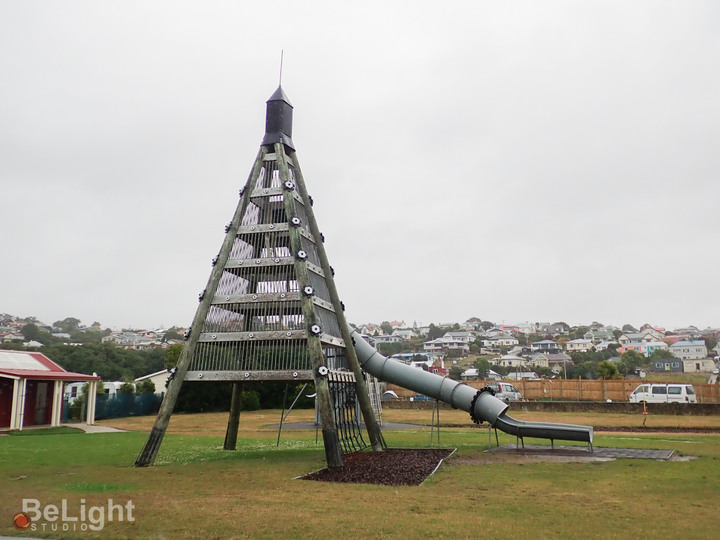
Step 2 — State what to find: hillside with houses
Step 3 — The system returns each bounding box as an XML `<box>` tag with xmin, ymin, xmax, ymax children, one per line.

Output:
<box><xmin>354</xmin><ymin>319</ymin><xmax>720</xmax><ymax>382</ymax></box>
<box><xmin>0</xmin><ymin>314</ymin><xmax>185</xmax><ymax>350</ymax></box>
<box><xmin>2</xmin><ymin>313</ymin><xmax>719</xmax><ymax>384</ymax></box>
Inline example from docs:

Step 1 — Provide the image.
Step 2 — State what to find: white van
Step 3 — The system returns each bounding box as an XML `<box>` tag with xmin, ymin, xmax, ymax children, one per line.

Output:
<box><xmin>487</xmin><ymin>382</ymin><xmax>523</xmax><ymax>403</ymax></box>
<box><xmin>629</xmin><ymin>383</ymin><xmax>697</xmax><ymax>404</ymax></box>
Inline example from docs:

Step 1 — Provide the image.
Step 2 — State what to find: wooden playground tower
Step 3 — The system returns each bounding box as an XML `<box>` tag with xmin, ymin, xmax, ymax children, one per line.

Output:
<box><xmin>135</xmin><ymin>87</ymin><xmax>384</xmax><ymax>468</ymax></box>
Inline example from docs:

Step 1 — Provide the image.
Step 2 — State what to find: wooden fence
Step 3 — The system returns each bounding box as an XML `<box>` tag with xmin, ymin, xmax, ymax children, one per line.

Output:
<box><xmin>388</xmin><ymin>379</ymin><xmax>720</xmax><ymax>404</ymax></box>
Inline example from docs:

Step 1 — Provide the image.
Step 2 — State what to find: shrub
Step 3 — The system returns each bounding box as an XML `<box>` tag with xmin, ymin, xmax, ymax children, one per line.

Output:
<box><xmin>241</xmin><ymin>391</ymin><xmax>261</xmax><ymax>411</ymax></box>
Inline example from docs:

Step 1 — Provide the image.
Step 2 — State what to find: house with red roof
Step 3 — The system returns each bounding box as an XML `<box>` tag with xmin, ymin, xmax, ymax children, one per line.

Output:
<box><xmin>0</xmin><ymin>350</ymin><xmax>100</xmax><ymax>430</ymax></box>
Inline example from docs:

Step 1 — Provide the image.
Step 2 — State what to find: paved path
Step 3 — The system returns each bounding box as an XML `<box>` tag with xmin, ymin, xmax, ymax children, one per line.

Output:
<box><xmin>70</xmin><ymin>423</ymin><xmax>126</xmax><ymax>433</ymax></box>
<box><xmin>0</xmin><ymin>423</ymin><xmax>125</xmax><ymax>435</ymax></box>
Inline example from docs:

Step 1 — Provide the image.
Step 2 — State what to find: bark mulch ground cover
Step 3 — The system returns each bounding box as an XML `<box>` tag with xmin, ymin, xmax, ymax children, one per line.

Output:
<box><xmin>302</xmin><ymin>448</ymin><xmax>455</xmax><ymax>486</ymax></box>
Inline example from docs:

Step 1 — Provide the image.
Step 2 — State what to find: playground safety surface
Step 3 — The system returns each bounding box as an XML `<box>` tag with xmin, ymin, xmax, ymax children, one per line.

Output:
<box><xmin>299</xmin><ymin>445</ymin><xmax>681</xmax><ymax>486</ymax></box>
<box><xmin>301</xmin><ymin>448</ymin><xmax>455</xmax><ymax>486</ymax></box>
<box><xmin>489</xmin><ymin>444</ymin><xmax>675</xmax><ymax>460</ymax></box>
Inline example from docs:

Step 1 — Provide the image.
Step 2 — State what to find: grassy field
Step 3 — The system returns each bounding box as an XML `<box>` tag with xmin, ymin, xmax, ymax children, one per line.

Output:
<box><xmin>1</xmin><ymin>409</ymin><xmax>718</xmax><ymax>539</ymax></box>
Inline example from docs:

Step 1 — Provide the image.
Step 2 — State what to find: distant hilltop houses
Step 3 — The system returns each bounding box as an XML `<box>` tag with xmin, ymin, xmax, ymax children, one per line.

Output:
<box><xmin>0</xmin><ymin>313</ymin><xmax>185</xmax><ymax>350</ymax></box>
<box><xmin>100</xmin><ymin>330</ymin><xmax>184</xmax><ymax>350</ymax></box>
<box><xmin>353</xmin><ymin>319</ymin><xmax>720</xmax><ymax>378</ymax></box>
<box><xmin>2</xmin><ymin>313</ymin><xmax>719</xmax><ymax>376</ymax></box>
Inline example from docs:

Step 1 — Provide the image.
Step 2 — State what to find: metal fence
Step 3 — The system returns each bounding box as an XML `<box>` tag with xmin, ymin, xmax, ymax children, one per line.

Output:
<box><xmin>63</xmin><ymin>393</ymin><xmax>164</xmax><ymax>421</ymax></box>
<box><xmin>389</xmin><ymin>379</ymin><xmax>720</xmax><ymax>403</ymax></box>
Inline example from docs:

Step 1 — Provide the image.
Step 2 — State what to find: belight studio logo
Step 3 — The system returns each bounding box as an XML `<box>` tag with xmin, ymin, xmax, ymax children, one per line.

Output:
<box><xmin>12</xmin><ymin>512</ymin><xmax>31</xmax><ymax>531</ymax></box>
<box><xmin>12</xmin><ymin>499</ymin><xmax>135</xmax><ymax>532</ymax></box>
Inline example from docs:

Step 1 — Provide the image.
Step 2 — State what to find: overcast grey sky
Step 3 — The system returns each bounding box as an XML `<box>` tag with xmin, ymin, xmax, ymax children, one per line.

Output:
<box><xmin>1</xmin><ymin>1</ymin><xmax>718</xmax><ymax>331</ymax></box>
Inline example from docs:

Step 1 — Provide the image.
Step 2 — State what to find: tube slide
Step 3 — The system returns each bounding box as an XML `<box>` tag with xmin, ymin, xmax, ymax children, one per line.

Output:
<box><xmin>350</xmin><ymin>328</ymin><xmax>593</xmax><ymax>448</ymax></box>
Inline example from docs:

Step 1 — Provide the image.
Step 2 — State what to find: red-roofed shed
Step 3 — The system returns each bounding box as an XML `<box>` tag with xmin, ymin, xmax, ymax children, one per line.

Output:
<box><xmin>0</xmin><ymin>350</ymin><xmax>100</xmax><ymax>430</ymax></box>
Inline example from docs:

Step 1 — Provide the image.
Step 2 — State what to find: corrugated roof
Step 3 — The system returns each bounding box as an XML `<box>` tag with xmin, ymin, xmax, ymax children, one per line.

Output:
<box><xmin>0</xmin><ymin>369</ymin><xmax>98</xmax><ymax>381</ymax></box>
<box><xmin>0</xmin><ymin>350</ymin><xmax>99</xmax><ymax>381</ymax></box>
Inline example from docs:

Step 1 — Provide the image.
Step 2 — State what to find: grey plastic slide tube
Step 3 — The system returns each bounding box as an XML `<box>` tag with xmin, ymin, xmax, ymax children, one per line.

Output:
<box><xmin>350</xmin><ymin>328</ymin><xmax>592</xmax><ymax>445</ymax></box>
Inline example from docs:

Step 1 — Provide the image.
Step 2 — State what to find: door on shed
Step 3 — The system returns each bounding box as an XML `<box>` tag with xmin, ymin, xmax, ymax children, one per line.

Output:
<box><xmin>0</xmin><ymin>379</ymin><xmax>13</xmax><ymax>427</ymax></box>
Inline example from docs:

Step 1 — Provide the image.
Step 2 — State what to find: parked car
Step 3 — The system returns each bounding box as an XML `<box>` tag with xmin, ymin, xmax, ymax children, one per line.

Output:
<box><xmin>487</xmin><ymin>382</ymin><xmax>522</xmax><ymax>403</ymax></box>
<box><xmin>628</xmin><ymin>383</ymin><xmax>697</xmax><ymax>404</ymax></box>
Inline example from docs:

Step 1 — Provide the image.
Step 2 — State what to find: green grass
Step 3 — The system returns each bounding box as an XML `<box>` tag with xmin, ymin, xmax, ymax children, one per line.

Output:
<box><xmin>1</xmin><ymin>412</ymin><xmax>719</xmax><ymax>539</ymax></box>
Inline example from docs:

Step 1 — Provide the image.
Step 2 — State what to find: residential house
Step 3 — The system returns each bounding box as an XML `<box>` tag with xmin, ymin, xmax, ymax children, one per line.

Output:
<box><xmin>372</xmin><ymin>335</ymin><xmax>403</xmax><ymax>344</ymax></box>
<box><xmin>483</xmin><ymin>327</ymin><xmax>508</xmax><ymax>338</ymax></box>
<box><xmin>507</xmin><ymin>371</ymin><xmax>539</xmax><ymax>380</ymax></box>
<box><xmin>0</xmin><ymin>332</ymin><xmax>24</xmax><ymax>344</ymax></box>
<box><xmin>620</xmin><ymin>341</ymin><xmax>669</xmax><ymax>357</ymax></box>
<box><xmin>423</xmin><ymin>336</ymin><xmax>469</xmax><ymax>354</ymax></box>
<box><xmin>444</xmin><ymin>331</ymin><xmax>474</xmax><ymax>343</ymax></box>
<box><xmin>483</xmin><ymin>335</ymin><xmax>519</xmax><ymax>348</ymax></box>
<box><xmin>583</xmin><ymin>327</ymin><xmax>615</xmax><ymax>343</ymax></box>
<box><xmin>639</xmin><ymin>324</ymin><xmax>665</xmax><ymax>341</ymax></box>
<box><xmin>528</xmin><ymin>354</ymin><xmax>549</xmax><ymax>369</ymax></box>
<box><xmin>459</xmin><ymin>367</ymin><xmax>501</xmax><ymax>381</ymax></box>
<box><xmin>359</xmin><ymin>324</ymin><xmax>382</xmax><ymax>336</ymax></box>
<box><xmin>515</xmin><ymin>322</ymin><xmax>537</xmax><ymax>335</ymax></box>
<box><xmin>650</xmin><ymin>359</ymin><xmax>683</xmax><ymax>373</ymax></box>
<box><xmin>134</xmin><ymin>369</ymin><xmax>170</xmax><ymax>392</ymax></box>
<box><xmin>618</xmin><ymin>333</ymin><xmax>654</xmax><ymax>346</ymax></box>
<box><xmin>102</xmin><ymin>331</ymin><xmax>161</xmax><ymax>350</ymax></box>
<box><xmin>392</xmin><ymin>329</ymin><xmax>417</xmax><ymax>340</ymax></box>
<box><xmin>682</xmin><ymin>358</ymin><xmax>715</xmax><ymax>373</ymax></box>
<box><xmin>565</xmin><ymin>339</ymin><xmax>593</xmax><ymax>353</ymax></box>
<box><xmin>459</xmin><ymin>320</ymin><xmax>479</xmax><ymax>331</ymax></box>
<box><xmin>429</xmin><ymin>365</ymin><xmax>450</xmax><ymax>377</ymax></box>
<box><xmin>538</xmin><ymin>323</ymin><xmax>568</xmax><ymax>336</ymax></box>
<box><xmin>495</xmin><ymin>354</ymin><xmax>527</xmax><ymax>369</ymax></box>
<box><xmin>594</xmin><ymin>340</ymin><xmax>618</xmax><ymax>352</ymax></box>
<box><xmin>700</xmin><ymin>327</ymin><xmax>720</xmax><ymax>339</ymax></box>
<box><xmin>161</xmin><ymin>339</ymin><xmax>183</xmax><ymax>349</ymax></box>
<box><xmin>644</xmin><ymin>341</ymin><xmax>669</xmax><ymax>356</ymax></box>
<box><xmin>530</xmin><ymin>352</ymin><xmax>573</xmax><ymax>373</ymax></box>
<box><xmin>671</xmin><ymin>326</ymin><xmax>700</xmax><ymax>337</ymax></box>
<box><xmin>530</xmin><ymin>340</ymin><xmax>561</xmax><ymax>353</ymax></box>
<box><xmin>498</xmin><ymin>324</ymin><xmax>519</xmax><ymax>334</ymax></box>
<box><xmin>669</xmin><ymin>340</ymin><xmax>707</xmax><ymax>360</ymax></box>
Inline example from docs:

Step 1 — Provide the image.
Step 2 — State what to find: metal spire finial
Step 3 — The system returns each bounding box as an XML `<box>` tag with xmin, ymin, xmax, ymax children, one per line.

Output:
<box><xmin>279</xmin><ymin>50</ymin><xmax>284</xmax><ymax>86</ymax></box>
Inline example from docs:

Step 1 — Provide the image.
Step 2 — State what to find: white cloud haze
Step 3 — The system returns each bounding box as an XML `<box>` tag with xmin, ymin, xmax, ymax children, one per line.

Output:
<box><xmin>1</xmin><ymin>1</ymin><xmax>718</xmax><ymax>330</ymax></box>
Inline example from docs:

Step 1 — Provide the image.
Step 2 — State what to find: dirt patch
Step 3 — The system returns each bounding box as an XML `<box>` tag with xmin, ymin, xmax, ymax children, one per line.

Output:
<box><xmin>302</xmin><ymin>448</ymin><xmax>455</xmax><ymax>486</ymax></box>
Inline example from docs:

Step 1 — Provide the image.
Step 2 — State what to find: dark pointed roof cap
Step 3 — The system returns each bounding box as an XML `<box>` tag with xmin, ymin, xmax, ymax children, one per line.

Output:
<box><xmin>262</xmin><ymin>86</ymin><xmax>295</xmax><ymax>150</ymax></box>
<box><xmin>267</xmin><ymin>86</ymin><xmax>293</xmax><ymax>107</ymax></box>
